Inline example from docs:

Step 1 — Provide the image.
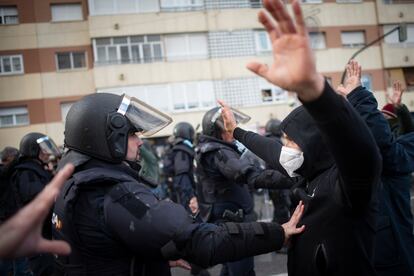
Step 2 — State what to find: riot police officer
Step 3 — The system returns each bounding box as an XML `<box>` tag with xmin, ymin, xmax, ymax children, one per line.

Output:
<box><xmin>169</xmin><ymin>122</ymin><xmax>196</xmax><ymax>211</ymax></box>
<box><xmin>195</xmin><ymin>107</ymin><xmax>294</xmax><ymax>276</ymax></box>
<box><xmin>52</xmin><ymin>93</ymin><xmax>305</xmax><ymax>276</ymax></box>
<box><xmin>12</xmin><ymin>133</ymin><xmax>61</xmax><ymax>275</ymax></box>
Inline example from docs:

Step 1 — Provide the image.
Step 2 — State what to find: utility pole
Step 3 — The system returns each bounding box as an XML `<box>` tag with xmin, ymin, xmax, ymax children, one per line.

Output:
<box><xmin>341</xmin><ymin>23</ymin><xmax>407</xmax><ymax>84</ymax></box>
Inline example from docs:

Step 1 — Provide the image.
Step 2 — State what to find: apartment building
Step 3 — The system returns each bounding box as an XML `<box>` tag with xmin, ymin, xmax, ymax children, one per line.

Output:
<box><xmin>0</xmin><ymin>0</ymin><xmax>413</xmax><ymax>149</ymax></box>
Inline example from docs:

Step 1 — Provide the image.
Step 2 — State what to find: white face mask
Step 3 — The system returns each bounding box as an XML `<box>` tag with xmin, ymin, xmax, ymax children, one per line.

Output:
<box><xmin>279</xmin><ymin>146</ymin><xmax>304</xmax><ymax>177</ymax></box>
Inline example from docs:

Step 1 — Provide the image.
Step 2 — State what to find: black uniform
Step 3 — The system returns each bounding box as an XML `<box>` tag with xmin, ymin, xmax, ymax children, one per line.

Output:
<box><xmin>170</xmin><ymin>138</ymin><xmax>195</xmax><ymax>211</ymax></box>
<box><xmin>12</xmin><ymin>157</ymin><xmax>53</xmax><ymax>276</ymax></box>
<box><xmin>52</xmin><ymin>151</ymin><xmax>286</xmax><ymax>276</ymax></box>
<box><xmin>233</xmin><ymin>83</ymin><xmax>381</xmax><ymax>276</ymax></box>
<box><xmin>12</xmin><ymin>158</ymin><xmax>52</xmax><ymax>205</ymax></box>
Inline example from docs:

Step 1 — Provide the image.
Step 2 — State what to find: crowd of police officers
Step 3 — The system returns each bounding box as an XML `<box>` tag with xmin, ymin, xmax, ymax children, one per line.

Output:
<box><xmin>1</xmin><ymin>0</ymin><xmax>414</xmax><ymax>275</ymax></box>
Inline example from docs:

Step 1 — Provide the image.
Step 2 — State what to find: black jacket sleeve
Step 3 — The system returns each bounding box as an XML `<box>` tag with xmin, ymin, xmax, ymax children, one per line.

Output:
<box><xmin>303</xmin><ymin>82</ymin><xmax>381</xmax><ymax>209</ymax></box>
<box><xmin>173</xmin><ymin>221</ymin><xmax>285</xmax><ymax>268</ymax></box>
<box><xmin>347</xmin><ymin>86</ymin><xmax>414</xmax><ymax>174</ymax></box>
<box><xmin>14</xmin><ymin>170</ymin><xmax>44</xmax><ymax>204</ymax></box>
<box><xmin>105</xmin><ymin>183</ymin><xmax>285</xmax><ymax>267</ymax></box>
<box><xmin>213</xmin><ymin>147</ymin><xmax>293</xmax><ymax>189</ymax></box>
<box><xmin>233</xmin><ymin>128</ymin><xmax>283</xmax><ymax>170</ymax></box>
<box><xmin>247</xmin><ymin>169</ymin><xmax>295</xmax><ymax>189</ymax></box>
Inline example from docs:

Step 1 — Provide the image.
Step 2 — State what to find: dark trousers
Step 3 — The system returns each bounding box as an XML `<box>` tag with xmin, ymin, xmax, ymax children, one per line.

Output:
<box><xmin>0</xmin><ymin>258</ymin><xmax>33</xmax><ymax>276</ymax></box>
<box><xmin>220</xmin><ymin>257</ymin><xmax>255</xmax><ymax>276</ymax></box>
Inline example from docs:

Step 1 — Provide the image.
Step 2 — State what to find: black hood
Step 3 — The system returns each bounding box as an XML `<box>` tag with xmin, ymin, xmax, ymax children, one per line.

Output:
<box><xmin>280</xmin><ymin>106</ymin><xmax>334</xmax><ymax>180</ymax></box>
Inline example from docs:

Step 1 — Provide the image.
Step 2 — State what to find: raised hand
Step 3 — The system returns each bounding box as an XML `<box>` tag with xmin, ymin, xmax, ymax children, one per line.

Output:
<box><xmin>218</xmin><ymin>99</ymin><xmax>237</xmax><ymax>136</ymax></box>
<box><xmin>281</xmin><ymin>201</ymin><xmax>305</xmax><ymax>245</ymax></box>
<box><xmin>247</xmin><ymin>0</ymin><xmax>325</xmax><ymax>102</ymax></box>
<box><xmin>337</xmin><ymin>60</ymin><xmax>362</xmax><ymax>97</ymax></box>
<box><xmin>0</xmin><ymin>164</ymin><xmax>74</xmax><ymax>258</ymax></box>
<box><xmin>389</xmin><ymin>80</ymin><xmax>404</xmax><ymax>107</ymax></box>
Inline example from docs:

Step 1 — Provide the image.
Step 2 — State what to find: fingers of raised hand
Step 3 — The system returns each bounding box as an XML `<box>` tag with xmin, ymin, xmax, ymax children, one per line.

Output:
<box><xmin>258</xmin><ymin>11</ymin><xmax>281</xmax><ymax>42</ymax></box>
<box><xmin>247</xmin><ymin>62</ymin><xmax>270</xmax><ymax>80</ymax></box>
<box><xmin>292</xmin><ymin>0</ymin><xmax>307</xmax><ymax>36</ymax></box>
<box><xmin>264</xmin><ymin>0</ymin><xmax>296</xmax><ymax>34</ymax></box>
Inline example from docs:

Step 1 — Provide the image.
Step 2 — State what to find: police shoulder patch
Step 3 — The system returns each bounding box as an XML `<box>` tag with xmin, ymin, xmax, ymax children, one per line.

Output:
<box><xmin>108</xmin><ymin>183</ymin><xmax>149</xmax><ymax>219</ymax></box>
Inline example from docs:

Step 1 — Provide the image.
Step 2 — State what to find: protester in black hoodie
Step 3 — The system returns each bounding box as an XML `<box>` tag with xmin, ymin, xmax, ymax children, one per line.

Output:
<box><xmin>218</xmin><ymin>0</ymin><xmax>381</xmax><ymax>275</ymax></box>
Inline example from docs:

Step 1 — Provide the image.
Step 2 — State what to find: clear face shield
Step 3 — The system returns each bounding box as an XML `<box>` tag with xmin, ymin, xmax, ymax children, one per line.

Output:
<box><xmin>117</xmin><ymin>94</ymin><xmax>172</xmax><ymax>136</ymax></box>
<box><xmin>210</xmin><ymin>107</ymin><xmax>251</xmax><ymax>131</ymax></box>
<box><xmin>36</xmin><ymin>136</ymin><xmax>61</xmax><ymax>157</ymax></box>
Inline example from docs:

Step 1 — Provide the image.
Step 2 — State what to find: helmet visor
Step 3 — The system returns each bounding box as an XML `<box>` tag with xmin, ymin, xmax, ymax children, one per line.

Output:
<box><xmin>117</xmin><ymin>95</ymin><xmax>172</xmax><ymax>136</ymax></box>
<box><xmin>36</xmin><ymin>136</ymin><xmax>61</xmax><ymax>157</ymax></box>
<box><xmin>211</xmin><ymin>107</ymin><xmax>251</xmax><ymax>131</ymax></box>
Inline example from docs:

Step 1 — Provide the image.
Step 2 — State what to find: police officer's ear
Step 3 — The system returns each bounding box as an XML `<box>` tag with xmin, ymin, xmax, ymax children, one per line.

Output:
<box><xmin>106</xmin><ymin>111</ymin><xmax>132</xmax><ymax>161</ymax></box>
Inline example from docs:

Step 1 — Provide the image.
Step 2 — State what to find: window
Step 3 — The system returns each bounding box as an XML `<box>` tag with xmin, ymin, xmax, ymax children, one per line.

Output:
<box><xmin>302</xmin><ymin>0</ymin><xmax>323</xmax><ymax>3</ymax></box>
<box><xmin>383</xmin><ymin>0</ymin><xmax>414</xmax><ymax>3</ymax></box>
<box><xmin>0</xmin><ymin>6</ymin><xmax>18</xmax><ymax>25</ymax></box>
<box><xmin>0</xmin><ymin>107</ymin><xmax>29</xmax><ymax>128</ymax></box>
<box><xmin>56</xmin><ymin>52</ymin><xmax>86</xmax><ymax>70</ymax></box>
<box><xmin>341</xmin><ymin>31</ymin><xmax>365</xmax><ymax>48</ymax></box>
<box><xmin>94</xmin><ymin>35</ymin><xmax>163</xmax><ymax>65</ymax></box>
<box><xmin>89</xmin><ymin>0</ymin><xmax>159</xmax><ymax>15</ymax></box>
<box><xmin>250</xmin><ymin>0</ymin><xmax>263</xmax><ymax>7</ymax></box>
<box><xmin>403</xmin><ymin>67</ymin><xmax>414</xmax><ymax>90</ymax></box>
<box><xmin>259</xmin><ymin>79</ymin><xmax>288</xmax><ymax>102</ymax></box>
<box><xmin>60</xmin><ymin>102</ymin><xmax>74</xmax><ymax>121</ymax></box>
<box><xmin>160</xmin><ymin>0</ymin><xmax>203</xmax><ymax>11</ymax></box>
<box><xmin>165</xmin><ymin>33</ymin><xmax>208</xmax><ymax>61</ymax></box>
<box><xmin>0</xmin><ymin>55</ymin><xmax>23</xmax><ymax>75</ymax></box>
<box><xmin>51</xmin><ymin>4</ymin><xmax>83</xmax><ymax>22</ymax></box>
<box><xmin>168</xmin><ymin>81</ymin><xmax>215</xmax><ymax>111</ymax></box>
<box><xmin>97</xmin><ymin>81</ymin><xmax>215</xmax><ymax>112</ymax></box>
<box><xmin>309</xmin><ymin>32</ymin><xmax>326</xmax><ymax>49</ymax></box>
<box><xmin>383</xmin><ymin>24</ymin><xmax>414</xmax><ymax>44</ymax></box>
<box><xmin>255</xmin><ymin>31</ymin><xmax>272</xmax><ymax>53</ymax></box>
<box><xmin>336</xmin><ymin>0</ymin><xmax>362</xmax><ymax>3</ymax></box>
<box><xmin>361</xmin><ymin>74</ymin><xmax>372</xmax><ymax>91</ymax></box>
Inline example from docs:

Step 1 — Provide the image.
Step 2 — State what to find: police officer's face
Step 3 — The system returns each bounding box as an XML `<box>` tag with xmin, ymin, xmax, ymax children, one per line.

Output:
<box><xmin>38</xmin><ymin>149</ymin><xmax>50</xmax><ymax>163</ymax></box>
<box><xmin>126</xmin><ymin>133</ymin><xmax>143</xmax><ymax>162</ymax></box>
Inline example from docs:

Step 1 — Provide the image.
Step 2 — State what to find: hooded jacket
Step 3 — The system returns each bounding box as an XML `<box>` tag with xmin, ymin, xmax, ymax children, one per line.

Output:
<box><xmin>234</xmin><ymin>82</ymin><xmax>381</xmax><ymax>276</ymax></box>
<box><xmin>347</xmin><ymin>86</ymin><xmax>414</xmax><ymax>275</ymax></box>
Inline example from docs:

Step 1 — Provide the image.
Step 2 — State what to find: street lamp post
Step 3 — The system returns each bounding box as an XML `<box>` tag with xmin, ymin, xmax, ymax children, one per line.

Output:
<box><xmin>341</xmin><ymin>23</ymin><xmax>407</xmax><ymax>84</ymax></box>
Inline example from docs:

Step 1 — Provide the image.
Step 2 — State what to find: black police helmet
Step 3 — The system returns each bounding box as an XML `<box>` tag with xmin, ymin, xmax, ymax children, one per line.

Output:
<box><xmin>173</xmin><ymin>122</ymin><xmax>195</xmax><ymax>141</ymax></box>
<box><xmin>64</xmin><ymin>93</ymin><xmax>135</xmax><ymax>163</ymax></box>
<box><xmin>202</xmin><ymin>107</ymin><xmax>223</xmax><ymax>139</ymax></box>
<box><xmin>265</xmin><ymin>118</ymin><xmax>282</xmax><ymax>137</ymax></box>
<box><xmin>19</xmin><ymin>132</ymin><xmax>45</xmax><ymax>158</ymax></box>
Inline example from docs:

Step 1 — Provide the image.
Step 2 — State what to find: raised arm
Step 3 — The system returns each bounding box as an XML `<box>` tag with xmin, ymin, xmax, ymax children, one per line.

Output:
<box><xmin>234</xmin><ymin>127</ymin><xmax>283</xmax><ymax>169</ymax></box>
<box><xmin>220</xmin><ymin>0</ymin><xmax>381</xmax><ymax>207</ymax></box>
<box><xmin>338</xmin><ymin>60</ymin><xmax>414</xmax><ymax>174</ymax></box>
<box><xmin>390</xmin><ymin>81</ymin><xmax>414</xmax><ymax>134</ymax></box>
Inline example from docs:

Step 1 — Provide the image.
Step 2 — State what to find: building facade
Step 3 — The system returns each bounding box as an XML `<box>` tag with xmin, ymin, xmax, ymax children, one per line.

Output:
<box><xmin>0</xmin><ymin>0</ymin><xmax>413</xmax><ymax>148</ymax></box>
